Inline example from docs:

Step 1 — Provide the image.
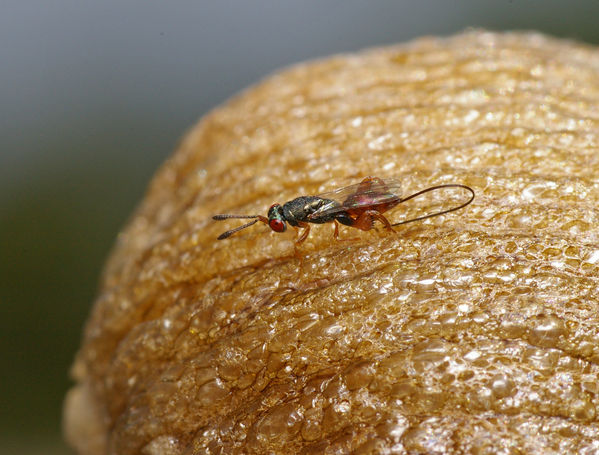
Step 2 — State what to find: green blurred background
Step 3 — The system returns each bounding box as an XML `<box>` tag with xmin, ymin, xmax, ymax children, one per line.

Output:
<box><xmin>2</xmin><ymin>1</ymin><xmax>599</xmax><ymax>453</ymax></box>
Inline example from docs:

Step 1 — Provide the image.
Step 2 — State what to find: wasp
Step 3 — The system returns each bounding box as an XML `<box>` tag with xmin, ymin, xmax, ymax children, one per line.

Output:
<box><xmin>213</xmin><ymin>177</ymin><xmax>474</xmax><ymax>244</ymax></box>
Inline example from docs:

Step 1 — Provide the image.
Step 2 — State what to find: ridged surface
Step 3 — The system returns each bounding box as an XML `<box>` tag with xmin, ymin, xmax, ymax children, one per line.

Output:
<box><xmin>64</xmin><ymin>31</ymin><xmax>599</xmax><ymax>454</ymax></box>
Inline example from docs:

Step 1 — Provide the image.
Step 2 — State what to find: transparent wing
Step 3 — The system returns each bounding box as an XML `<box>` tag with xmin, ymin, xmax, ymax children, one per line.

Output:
<box><xmin>308</xmin><ymin>177</ymin><xmax>403</xmax><ymax>220</ymax></box>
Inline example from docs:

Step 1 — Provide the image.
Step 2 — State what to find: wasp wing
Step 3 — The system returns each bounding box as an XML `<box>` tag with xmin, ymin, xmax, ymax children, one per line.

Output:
<box><xmin>307</xmin><ymin>178</ymin><xmax>403</xmax><ymax>220</ymax></box>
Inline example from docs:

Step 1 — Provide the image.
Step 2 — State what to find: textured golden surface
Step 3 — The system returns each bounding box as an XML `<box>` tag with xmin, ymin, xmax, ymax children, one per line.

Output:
<box><xmin>64</xmin><ymin>31</ymin><xmax>599</xmax><ymax>454</ymax></box>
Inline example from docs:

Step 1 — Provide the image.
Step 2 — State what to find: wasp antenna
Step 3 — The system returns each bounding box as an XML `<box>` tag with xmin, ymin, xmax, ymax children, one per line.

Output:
<box><xmin>216</xmin><ymin>219</ymin><xmax>260</xmax><ymax>240</ymax></box>
<box><xmin>213</xmin><ymin>214</ymin><xmax>260</xmax><ymax>220</ymax></box>
<box><xmin>392</xmin><ymin>184</ymin><xmax>475</xmax><ymax>227</ymax></box>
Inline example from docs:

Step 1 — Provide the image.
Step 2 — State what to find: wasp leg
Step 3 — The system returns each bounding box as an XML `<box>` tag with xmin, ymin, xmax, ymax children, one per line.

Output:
<box><xmin>295</xmin><ymin>221</ymin><xmax>311</xmax><ymax>245</ymax></box>
<box><xmin>292</xmin><ymin>222</ymin><xmax>311</xmax><ymax>259</ymax></box>
<box><xmin>352</xmin><ymin>210</ymin><xmax>398</xmax><ymax>236</ymax></box>
<box><xmin>332</xmin><ymin>219</ymin><xmax>359</xmax><ymax>242</ymax></box>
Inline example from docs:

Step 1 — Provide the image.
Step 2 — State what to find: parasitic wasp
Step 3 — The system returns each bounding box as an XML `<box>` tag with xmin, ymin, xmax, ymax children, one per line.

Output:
<box><xmin>213</xmin><ymin>176</ymin><xmax>474</xmax><ymax>244</ymax></box>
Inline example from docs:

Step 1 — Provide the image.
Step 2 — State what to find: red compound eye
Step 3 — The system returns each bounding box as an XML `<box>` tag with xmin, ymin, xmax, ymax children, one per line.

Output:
<box><xmin>269</xmin><ymin>219</ymin><xmax>285</xmax><ymax>232</ymax></box>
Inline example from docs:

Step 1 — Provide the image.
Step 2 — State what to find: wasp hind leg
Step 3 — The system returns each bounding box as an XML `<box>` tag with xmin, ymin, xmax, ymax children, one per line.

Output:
<box><xmin>352</xmin><ymin>210</ymin><xmax>398</xmax><ymax>237</ymax></box>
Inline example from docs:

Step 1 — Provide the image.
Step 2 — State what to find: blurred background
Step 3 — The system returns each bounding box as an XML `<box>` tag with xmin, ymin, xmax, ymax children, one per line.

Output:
<box><xmin>2</xmin><ymin>1</ymin><xmax>599</xmax><ymax>453</ymax></box>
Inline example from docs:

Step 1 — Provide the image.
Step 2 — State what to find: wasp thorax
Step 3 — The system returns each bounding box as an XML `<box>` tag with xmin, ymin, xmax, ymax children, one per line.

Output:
<box><xmin>267</xmin><ymin>204</ymin><xmax>286</xmax><ymax>232</ymax></box>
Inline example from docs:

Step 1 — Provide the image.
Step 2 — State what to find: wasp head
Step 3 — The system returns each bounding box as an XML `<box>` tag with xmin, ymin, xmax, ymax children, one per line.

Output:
<box><xmin>267</xmin><ymin>204</ymin><xmax>287</xmax><ymax>232</ymax></box>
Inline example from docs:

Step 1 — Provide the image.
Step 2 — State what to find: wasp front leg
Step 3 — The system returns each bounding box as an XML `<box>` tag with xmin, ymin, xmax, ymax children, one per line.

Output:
<box><xmin>291</xmin><ymin>222</ymin><xmax>311</xmax><ymax>260</ymax></box>
<box><xmin>294</xmin><ymin>221</ymin><xmax>311</xmax><ymax>245</ymax></box>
